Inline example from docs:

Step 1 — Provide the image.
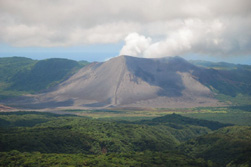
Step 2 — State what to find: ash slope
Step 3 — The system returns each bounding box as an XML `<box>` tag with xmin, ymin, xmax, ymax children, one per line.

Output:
<box><xmin>34</xmin><ymin>56</ymin><xmax>222</xmax><ymax>108</ymax></box>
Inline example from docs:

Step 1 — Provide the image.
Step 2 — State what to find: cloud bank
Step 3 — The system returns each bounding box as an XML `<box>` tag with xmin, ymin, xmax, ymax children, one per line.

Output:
<box><xmin>120</xmin><ymin>18</ymin><xmax>251</xmax><ymax>58</ymax></box>
<box><xmin>0</xmin><ymin>0</ymin><xmax>251</xmax><ymax>58</ymax></box>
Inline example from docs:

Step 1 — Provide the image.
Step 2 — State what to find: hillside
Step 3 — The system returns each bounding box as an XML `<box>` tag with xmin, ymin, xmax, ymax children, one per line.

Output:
<box><xmin>190</xmin><ymin>60</ymin><xmax>251</xmax><ymax>97</ymax></box>
<box><xmin>190</xmin><ymin>60</ymin><xmax>251</xmax><ymax>71</ymax></box>
<box><xmin>137</xmin><ymin>113</ymin><xmax>232</xmax><ymax>130</ymax></box>
<box><xmin>0</xmin><ymin>112</ymin><xmax>249</xmax><ymax>166</ymax></box>
<box><xmin>10</xmin><ymin>58</ymin><xmax>82</xmax><ymax>91</ymax></box>
<box><xmin>0</xmin><ymin>113</ymin><xmax>216</xmax><ymax>154</ymax></box>
<box><xmin>179</xmin><ymin>126</ymin><xmax>251</xmax><ymax>166</ymax></box>
<box><xmin>0</xmin><ymin>57</ymin><xmax>89</xmax><ymax>99</ymax></box>
<box><xmin>0</xmin><ymin>57</ymin><xmax>36</xmax><ymax>82</ymax></box>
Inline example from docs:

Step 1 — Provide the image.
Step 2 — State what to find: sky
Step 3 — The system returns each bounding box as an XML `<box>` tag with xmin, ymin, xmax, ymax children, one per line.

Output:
<box><xmin>0</xmin><ymin>0</ymin><xmax>251</xmax><ymax>64</ymax></box>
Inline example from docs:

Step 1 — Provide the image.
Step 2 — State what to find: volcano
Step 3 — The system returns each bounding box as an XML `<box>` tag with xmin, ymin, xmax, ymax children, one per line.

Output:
<box><xmin>28</xmin><ymin>55</ymin><xmax>222</xmax><ymax>109</ymax></box>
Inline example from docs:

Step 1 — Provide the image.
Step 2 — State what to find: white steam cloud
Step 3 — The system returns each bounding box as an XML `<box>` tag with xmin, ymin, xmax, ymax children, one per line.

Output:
<box><xmin>120</xmin><ymin>19</ymin><xmax>251</xmax><ymax>58</ymax></box>
<box><xmin>120</xmin><ymin>33</ymin><xmax>152</xmax><ymax>57</ymax></box>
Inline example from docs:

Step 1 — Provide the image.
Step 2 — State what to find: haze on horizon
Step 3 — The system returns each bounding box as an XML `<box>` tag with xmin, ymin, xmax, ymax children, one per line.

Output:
<box><xmin>0</xmin><ymin>0</ymin><xmax>251</xmax><ymax>64</ymax></box>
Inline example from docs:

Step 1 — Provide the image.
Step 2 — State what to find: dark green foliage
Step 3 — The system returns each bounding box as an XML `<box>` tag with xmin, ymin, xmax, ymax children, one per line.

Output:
<box><xmin>0</xmin><ymin>118</ymin><xmax>177</xmax><ymax>154</ymax></box>
<box><xmin>229</xmin><ymin>105</ymin><xmax>251</xmax><ymax>112</ymax></box>
<box><xmin>0</xmin><ymin>111</ymin><xmax>75</xmax><ymax>127</ymax></box>
<box><xmin>226</xmin><ymin>152</ymin><xmax>251</xmax><ymax>167</ymax></box>
<box><xmin>138</xmin><ymin>113</ymin><xmax>232</xmax><ymax>130</ymax></box>
<box><xmin>0</xmin><ymin>112</ymin><xmax>249</xmax><ymax>166</ymax></box>
<box><xmin>0</xmin><ymin>118</ymin><xmax>11</xmax><ymax>126</ymax></box>
<box><xmin>190</xmin><ymin>60</ymin><xmax>251</xmax><ymax>97</ymax></box>
<box><xmin>10</xmin><ymin>58</ymin><xmax>83</xmax><ymax>91</ymax></box>
<box><xmin>188</xmin><ymin>60</ymin><xmax>251</xmax><ymax>97</ymax></box>
<box><xmin>0</xmin><ymin>112</ymin><xmax>215</xmax><ymax>154</ymax></box>
<box><xmin>0</xmin><ymin>57</ymin><xmax>37</xmax><ymax>99</ymax></box>
<box><xmin>183</xmin><ymin>105</ymin><xmax>251</xmax><ymax>126</ymax></box>
<box><xmin>78</xmin><ymin>60</ymin><xmax>90</xmax><ymax>66</ymax></box>
<box><xmin>194</xmin><ymin>68</ymin><xmax>251</xmax><ymax>97</ymax></box>
<box><xmin>0</xmin><ymin>150</ymin><xmax>211</xmax><ymax>167</ymax></box>
<box><xmin>0</xmin><ymin>57</ymin><xmax>89</xmax><ymax>98</ymax></box>
<box><xmin>190</xmin><ymin>60</ymin><xmax>251</xmax><ymax>71</ymax></box>
<box><xmin>0</xmin><ymin>57</ymin><xmax>36</xmax><ymax>82</ymax></box>
<box><xmin>179</xmin><ymin>126</ymin><xmax>251</xmax><ymax>166</ymax></box>
<box><xmin>0</xmin><ymin>126</ymin><xmax>95</xmax><ymax>154</ymax></box>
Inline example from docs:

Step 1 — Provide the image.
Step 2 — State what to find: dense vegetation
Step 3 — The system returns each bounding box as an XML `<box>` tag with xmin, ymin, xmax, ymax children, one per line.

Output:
<box><xmin>137</xmin><ymin>113</ymin><xmax>232</xmax><ymax>130</ymax></box>
<box><xmin>179</xmin><ymin>126</ymin><xmax>251</xmax><ymax>166</ymax></box>
<box><xmin>0</xmin><ymin>112</ymin><xmax>250</xmax><ymax>166</ymax></box>
<box><xmin>195</xmin><ymin>68</ymin><xmax>251</xmax><ymax>97</ymax></box>
<box><xmin>0</xmin><ymin>57</ymin><xmax>36</xmax><ymax>82</ymax></box>
<box><xmin>190</xmin><ymin>60</ymin><xmax>251</xmax><ymax>97</ymax></box>
<box><xmin>190</xmin><ymin>60</ymin><xmax>251</xmax><ymax>71</ymax></box>
<box><xmin>0</xmin><ymin>57</ymin><xmax>89</xmax><ymax>99</ymax></box>
<box><xmin>0</xmin><ymin>57</ymin><xmax>36</xmax><ymax>99</ymax></box>
<box><xmin>0</xmin><ymin>113</ymin><xmax>213</xmax><ymax>154</ymax></box>
<box><xmin>10</xmin><ymin>58</ymin><xmax>82</xmax><ymax>91</ymax></box>
<box><xmin>182</xmin><ymin>105</ymin><xmax>251</xmax><ymax>126</ymax></box>
<box><xmin>0</xmin><ymin>150</ymin><xmax>210</xmax><ymax>167</ymax></box>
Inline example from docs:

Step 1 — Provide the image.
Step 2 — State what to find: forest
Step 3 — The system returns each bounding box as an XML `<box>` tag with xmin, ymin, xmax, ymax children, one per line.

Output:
<box><xmin>0</xmin><ymin>111</ymin><xmax>250</xmax><ymax>167</ymax></box>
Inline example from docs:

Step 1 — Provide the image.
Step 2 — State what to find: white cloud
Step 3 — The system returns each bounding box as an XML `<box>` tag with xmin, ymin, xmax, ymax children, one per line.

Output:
<box><xmin>0</xmin><ymin>0</ymin><xmax>251</xmax><ymax>58</ymax></box>
<box><xmin>120</xmin><ymin>33</ymin><xmax>151</xmax><ymax>57</ymax></box>
<box><xmin>120</xmin><ymin>18</ymin><xmax>251</xmax><ymax>58</ymax></box>
<box><xmin>70</xmin><ymin>22</ymin><xmax>140</xmax><ymax>45</ymax></box>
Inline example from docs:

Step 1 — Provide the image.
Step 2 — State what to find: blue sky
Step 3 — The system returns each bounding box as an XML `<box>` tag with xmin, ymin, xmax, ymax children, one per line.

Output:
<box><xmin>1</xmin><ymin>43</ymin><xmax>250</xmax><ymax>64</ymax></box>
<box><xmin>0</xmin><ymin>43</ymin><xmax>123</xmax><ymax>62</ymax></box>
<box><xmin>0</xmin><ymin>0</ymin><xmax>250</xmax><ymax>64</ymax></box>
